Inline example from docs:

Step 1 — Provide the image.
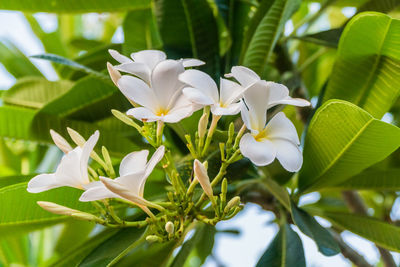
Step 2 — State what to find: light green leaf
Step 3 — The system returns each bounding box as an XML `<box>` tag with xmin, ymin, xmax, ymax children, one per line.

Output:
<box><xmin>54</xmin><ymin>221</ymin><xmax>95</xmax><ymax>256</ymax></box>
<box><xmin>262</xmin><ymin>176</ymin><xmax>290</xmax><ymax>210</ymax></box>
<box><xmin>2</xmin><ymin>77</ymin><xmax>72</xmax><ymax>109</ymax></box>
<box><xmin>0</xmin><ymin>182</ymin><xmax>96</xmax><ymax>237</ymax></box>
<box><xmin>314</xmin><ymin>211</ymin><xmax>400</xmax><ymax>252</ymax></box>
<box><xmin>0</xmin><ymin>40</ymin><xmax>42</xmax><ymax>79</ymax></box>
<box><xmin>0</xmin><ymin>0</ymin><xmax>150</xmax><ymax>13</ymax></box>
<box><xmin>299</xmin><ymin>100</ymin><xmax>400</xmax><ymax>193</ymax></box>
<box><xmin>242</xmin><ymin>0</ymin><xmax>300</xmax><ymax>74</ymax></box>
<box><xmin>323</xmin><ymin>12</ymin><xmax>400</xmax><ymax>118</ymax></box>
<box><xmin>123</xmin><ymin>9</ymin><xmax>162</xmax><ymax>54</ymax></box>
<box><xmin>328</xmin><ymin>168</ymin><xmax>400</xmax><ymax>190</ymax></box>
<box><xmin>256</xmin><ymin>224</ymin><xmax>305</xmax><ymax>267</ymax></box>
<box><xmin>290</xmin><ymin>201</ymin><xmax>340</xmax><ymax>256</ymax></box>
<box><xmin>0</xmin><ymin>105</ymin><xmax>143</xmax><ymax>156</ymax></box>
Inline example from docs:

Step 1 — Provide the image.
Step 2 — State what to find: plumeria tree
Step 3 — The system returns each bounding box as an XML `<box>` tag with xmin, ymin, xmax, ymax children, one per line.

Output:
<box><xmin>2</xmin><ymin>0</ymin><xmax>400</xmax><ymax>266</ymax></box>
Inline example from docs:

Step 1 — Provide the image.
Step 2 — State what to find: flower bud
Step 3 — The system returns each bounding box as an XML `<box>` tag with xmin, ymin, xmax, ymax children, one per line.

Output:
<box><xmin>70</xmin><ymin>212</ymin><xmax>103</xmax><ymax>223</ymax></box>
<box><xmin>67</xmin><ymin>127</ymin><xmax>86</xmax><ymax>147</ymax></box>
<box><xmin>193</xmin><ymin>159</ymin><xmax>213</xmax><ymax>199</ymax></box>
<box><xmin>165</xmin><ymin>221</ymin><xmax>174</xmax><ymax>235</ymax></box>
<box><xmin>146</xmin><ymin>235</ymin><xmax>162</xmax><ymax>243</ymax></box>
<box><xmin>50</xmin><ymin>129</ymin><xmax>72</xmax><ymax>154</ymax></box>
<box><xmin>107</xmin><ymin>62</ymin><xmax>121</xmax><ymax>87</ymax></box>
<box><xmin>198</xmin><ymin>112</ymin><xmax>208</xmax><ymax>140</ymax></box>
<box><xmin>224</xmin><ymin>196</ymin><xmax>241</xmax><ymax>214</ymax></box>
<box><xmin>37</xmin><ymin>201</ymin><xmax>79</xmax><ymax>216</ymax></box>
<box><xmin>221</xmin><ymin>178</ymin><xmax>228</xmax><ymax>195</ymax></box>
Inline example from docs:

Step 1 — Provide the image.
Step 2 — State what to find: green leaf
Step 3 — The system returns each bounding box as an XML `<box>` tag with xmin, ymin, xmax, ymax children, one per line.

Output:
<box><xmin>0</xmin><ymin>0</ymin><xmax>150</xmax><ymax>12</ymax></box>
<box><xmin>0</xmin><ymin>40</ymin><xmax>42</xmax><ymax>79</ymax></box>
<box><xmin>2</xmin><ymin>77</ymin><xmax>72</xmax><ymax>109</ymax></box>
<box><xmin>242</xmin><ymin>0</ymin><xmax>300</xmax><ymax>74</ymax></box>
<box><xmin>0</xmin><ymin>175</ymin><xmax>32</xmax><ymax>188</ymax></box>
<box><xmin>323</xmin><ymin>12</ymin><xmax>400</xmax><ymax>118</ymax></box>
<box><xmin>358</xmin><ymin>0</ymin><xmax>400</xmax><ymax>13</ymax></box>
<box><xmin>0</xmin><ymin>182</ymin><xmax>96</xmax><ymax>237</ymax></box>
<box><xmin>38</xmin><ymin>76</ymin><xmax>131</xmax><ymax>122</ymax></box>
<box><xmin>123</xmin><ymin>9</ymin><xmax>162</xmax><ymax>54</ymax></box>
<box><xmin>290</xmin><ymin>201</ymin><xmax>340</xmax><ymax>256</ymax></box>
<box><xmin>54</xmin><ymin>221</ymin><xmax>95</xmax><ymax>256</ymax></box>
<box><xmin>0</xmin><ymin>105</ymin><xmax>143</xmax><ymax>156</ymax></box>
<box><xmin>31</xmin><ymin>54</ymin><xmax>107</xmax><ymax>80</ymax></box>
<box><xmin>262</xmin><ymin>176</ymin><xmax>290</xmax><ymax>210</ymax></box>
<box><xmin>79</xmin><ymin>227</ymin><xmax>146</xmax><ymax>266</ymax></box>
<box><xmin>293</xmin><ymin>28</ymin><xmax>343</xmax><ymax>48</ymax></box>
<box><xmin>256</xmin><ymin>224</ymin><xmax>305</xmax><ymax>267</ymax></box>
<box><xmin>154</xmin><ymin>0</ymin><xmax>220</xmax><ymax>76</ymax></box>
<box><xmin>315</xmin><ymin>211</ymin><xmax>400</xmax><ymax>252</ymax></box>
<box><xmin>328</xmin><ymin>168</ymin><xmax>400</xmax><ymax>190</ymax></box>
<box><xmin>299</xmin><ymin>100</ymin><xmax>400</xmax><ymax>193</ymax></box>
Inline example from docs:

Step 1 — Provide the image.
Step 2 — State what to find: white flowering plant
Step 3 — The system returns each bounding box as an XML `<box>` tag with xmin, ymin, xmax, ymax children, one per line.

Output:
<box><xmin>2</xmin><ymin>1</ymin><xmax>400</xmax><ymax>267</ymax></box>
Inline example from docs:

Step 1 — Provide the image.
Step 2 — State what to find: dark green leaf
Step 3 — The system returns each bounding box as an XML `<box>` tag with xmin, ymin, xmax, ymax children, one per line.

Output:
<box><xmin>294</xmin><ymin>28</ymin><xmax>343</xmax><ymax>48</ymax></box>
<box><xmin>290</xmin><ymin>201</ymin><xmax>340</xmax><ymax>256</ymax></box>
<box><xmin>256</xmin><ymin>224</ymin><xmax>305</xmax><ymax>267</ymax></box>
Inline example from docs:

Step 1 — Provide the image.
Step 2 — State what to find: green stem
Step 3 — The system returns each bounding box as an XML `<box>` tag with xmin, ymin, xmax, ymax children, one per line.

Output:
<box><xmin>201</xmin><ymin>115</ymin><xmax>221</xmax><ymax>157</ymax></box>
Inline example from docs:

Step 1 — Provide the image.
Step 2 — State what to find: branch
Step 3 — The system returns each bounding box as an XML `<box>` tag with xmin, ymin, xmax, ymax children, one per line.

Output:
<box><xmin>342</xmin><ymin>191</ymin><xmax>396</xmax><ymax>267</ymax></box>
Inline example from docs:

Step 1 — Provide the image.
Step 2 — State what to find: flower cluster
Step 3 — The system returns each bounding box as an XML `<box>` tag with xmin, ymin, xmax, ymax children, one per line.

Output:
<box><xmin>27</xmin><ymin>49</ymin><xmax>309</xmax><ymax>242</ymax></box>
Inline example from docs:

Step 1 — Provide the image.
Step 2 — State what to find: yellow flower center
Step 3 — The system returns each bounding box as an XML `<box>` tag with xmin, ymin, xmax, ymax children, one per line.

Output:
<box><xmin>155</xmin><ymin>108</ymin><xmax>169</xmax><ymax>117</ymax></box>
<box><xmin>253</xmin><ymin>128</ymin><xmax>268</xmax><ymax>142</ymax></box>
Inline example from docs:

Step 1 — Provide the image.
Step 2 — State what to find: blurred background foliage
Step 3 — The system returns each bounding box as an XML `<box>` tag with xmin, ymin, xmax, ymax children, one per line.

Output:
<box><xmin>2</xmin><ymin>0</ymin><xmax>400</xmax><ymax>266</ymax></box>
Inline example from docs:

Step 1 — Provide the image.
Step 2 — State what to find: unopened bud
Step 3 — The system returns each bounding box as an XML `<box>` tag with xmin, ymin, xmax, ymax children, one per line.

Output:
<box><xmin>228</xmin><ymin>122</ymin><xmax>235</xmax><ymax>139</ymax></box>
<box><xmin>146</xmin><ymin>235</ymin><xmax>162</xmax><ymax>243</ymax></box>
<box><xmin>107</xmin><ymin>62</ymin><xmax>121</xmax><ymax>87</ymax></box>
<box><xmin>193</xmin><ymin>160</ymin><xmax>213</xmax><ymax>199</ymax></box>
<box><xmin>165</xmin><ymin>221</ymin><xmax>174</xmax><ymax>235</ymax></box>
<box><xmin>198</xmin><ymin>112</ymin><xmax>208</xmax><ymax>140</ymax></box>
<box><xmin>37</xmin><ymin>201</ymin><xmax>79</xmax><ymax>216</ymax></box>
<box><xmin>70</xmin><ymin>212</ymin><xmax>103</xmax><ymax>223</ymax></box>
<box><xmin>67</xmin><ymin>127</ymin><xmax>86</xmax><ymax>147</ymax></box>
<box><xmin>50</xmin><ymin>129</ymin><xmax>72</xmax><ymax>153</ymax></box>
<box><xmin>221</xmin><ymin>178</ymin><xmax>228</xmax><ymax>195</ymax></box>
<box><xmin>224</xmin><ymin>196</ymin><xmax>241</xmax><ymax>214</ymax></box>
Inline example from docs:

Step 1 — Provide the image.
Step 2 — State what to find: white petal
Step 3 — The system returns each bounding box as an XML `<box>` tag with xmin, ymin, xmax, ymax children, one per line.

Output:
<box><xmin>230</xmin><ymin>66</ymin><xmax>260</xmax><ymax>87</ymax></box>
<box><xmin>162</xmin><ymin>105</ymin><xmax>194</xmax><ymax>123</ymax></box>
<box><xmin>109</xmin><ymin>49</ymin><xmax>132</xmax><ymax>64</ymax></box>
<box><xmin>131</xmin><ymin>50</ymin><xmax>166</xmax><ymax>70</ymax></box>
<box><xmin>144</xmin><ymin>146</ymin><xmax>165</xmax><ymax>179</ymax></box>
<box><xmin>269</xmin><ymin>97</ymin><xmax>311</xmax><ymax>108</ymax></box>
<box><xmin>126</xmin><ymin>107</ymin><xmax>160</xmax><ymax>122</ymax></box>
<box><xmin>179</xmin><ymin>69</ymin><xmax>219</xmax><ymax>103</ymax></box>
<box><xmin>239</xmin><ymin>133</ymin><xmax>276</xmax><ymax>166</ymax></box>
<box><xmin>273</xmin><ymin>139</ymin><xmax>303</xmax><ymax>172</ymax></box>
<box><xmin>219</xmin><ymin>78</ymin><xmax>245</xmax><ymax>105</ymax></box>
<box><xmin>80</xmin><ymin>131</ymin><xmax>99</xmax><ymax>184</ymax></box>
<box><xmin>265</xmin><ymin>112</ymin><xmax>300</xmax><ymax>144</ymax></box>
<box><xmin>114</xmin><ymin>62</ymin><xmax>151</xmax><ymax>84</ymax></box>
<box><xmin>100</xmin><ymin>177</ymin><xmax>148</xmax><ymax>206</ymax></box>
<box><xmin>182</xmin><ymin>87</ymin><xmax>214</xmax><ymax>106</ymax></box>
<box><xmin>211</xmin><ymin>102</ymin><xmax>241</xmax><ymax>116</ymax></box>
<box><xmin>117</xmin><ymin>75</ymin><xmax>158</xmax><ymax>110</ymax></box>
<box><xmin>79</xmin><ymin>181</ymin><xmax>118</xmax><ymax>202</ymax></box>
<box><xmin>243</xmin><ymin>80</ymin><xmax>269</xmax><ymax>131</ymax></box>
<box><xmin>151</xmin><ymin>60</ymin><xmax>185</xmax><ymax>109</ymax></box>
<box><xmin>119</xmin><ymin>150</ymin><xmax>149</xmax><ymax>177</ymax></box>
<box><xmin>27</xmin><ymin>174</ymin><xmax>63</xmax><ymax>193</ymax></box>
<box><xmin>55</xmin><ymin>147</ymin><xmax>85</xmax><ymax>188</ymax></box>
<box><xmin>111</xmin><ymin>172</ymin><xmax>144</xmax><ymax>197</ymax></box>
<box><xmin>240</xmin><ymin>102</ymin><xmax>252</xmax><ymax>130</ymax></box>
<box><xmin>182</xmin><ymin>58</ymin><xmax>205</xmax><ymax>67</ymax></box>
<box><xmin>193</xmin><ymin>159</ymin><xmax>213</xmax><ymax>198</ymax></box>
<box><xmin>107</xmin><ymin>63</ymin><xmax>121</xmax><ymax>87</ymax></box>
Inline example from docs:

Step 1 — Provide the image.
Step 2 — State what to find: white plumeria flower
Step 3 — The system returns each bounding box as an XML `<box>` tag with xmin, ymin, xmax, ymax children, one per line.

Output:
<box><xmin>239</xmin><ymin>82</ymin><xmax>307</xmax><ymax>171</ymax></box>
<box><xmin>179</xmin><ymin>69</ymin><xmax>245</xmax><ymax>116</ymax></box>
<box><xmin>27</xmin><ymin>131</ymin><xmax>99</xmax><ymax>193</ymax></box>
<box><xmin>79</xmin><ymin>146</ymin><xmax>165</xmax><ymax>206</ymax></box>
<box><xmin>108</xmin><ymin>50</ymin><xmax>204</xmax><ymax>123</ymax></box>
<box><xmin>227</xmin><ymin>66</ymin><xmax>310</xmax><ymax>108</ymax></box>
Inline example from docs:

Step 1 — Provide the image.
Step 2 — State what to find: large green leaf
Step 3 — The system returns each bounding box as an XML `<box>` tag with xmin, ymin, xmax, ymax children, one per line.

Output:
<box><xmin>256</xmin><ymin>224</ymin><xmax>305</xmax><ymax>267</ymax></box>
<box><xmin>314</xmin><ymin>211</ymin><xmax>400</xmax><ymax>252</ymax></box>
<box><xmin>38</xmin><ymin>76</ymin><xmax>131</xmax><ymax>122</ymax></box>
<box><xmin>0</xmin><ymin>41</ymin><xmax>42</xmax><ymax>79</ymax></box>
<box><xmin>290</xmin><ymin>201</ymin><xmax>339</xmax><ymax>256</ymax></box>
<box><xmin>358</xmin><ymin>0</ymin><xmax>400</xmax><ymax>13</ymax></box>
<box><xmin>0</xmin><ymin>175</ymin><xmax>32</xmax><ymax>188</ymax></box>
<box><xmin>299</xmin><ymin>100</ymin><xmax>400</xmax><ymax>193</ymax></box>
<box><xmin>328</xmin><ymin>168</ymin><xmax>400</xmax><ymax>190</ymax></box>
<box><xmin>0</xmin><ymin>0</ymin><xmax>150</xmax><ymax>12</ymax></box>
<box><xmin>2</xmin><ymin>77</ymin><xmax>72</xmax><ymax>109</ymax></box>
<box><xmin>154</xmin><ymin>0</ymin><xmax>220</xmax><ymax>76</ymax></box>
<box><xmin>242</xmin><ymin>0</ymin><xmax>300</xmax><ymax>74</ymax></box>
<box><xmin>0</xmin><ymin>182</ymin><xmax>95</xmax><ymax>237</ymax></box>
<box><xmin>294</xmin><ymin>28</ymin><xmax>343</xmax><ymax>48</ymax></box>
<box><xmin>323</xmin><ymin>12</ymin><xmax>400</xmax><ymax>118</ymax></box>
<box><xmin>0</xmin><ymin>105</ymin><xmax>143</xmax><ymax>156</ymax></box>
<box><xmin>123</xmin><ymin>9</ymin><xmax>162</xmax><ymax>54</ymax></box>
